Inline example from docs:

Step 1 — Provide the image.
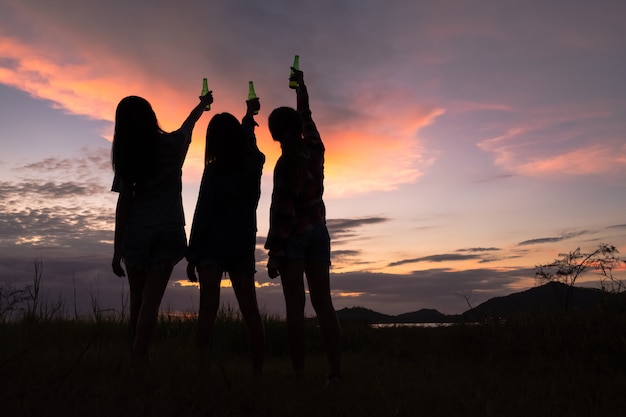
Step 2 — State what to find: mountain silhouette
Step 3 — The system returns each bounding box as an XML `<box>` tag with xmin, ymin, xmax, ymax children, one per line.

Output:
<box><xmin>336</xmin><ymin>306</ymin><xmax>460</xmax><ymax>324</ymax></box>
<box><xmin>462</xmin><ymin>281</ymin><xmax>607</xmax><ymax>320</ymax></box>
<box><xmin>337</xmin><ymin>282</ymin><xmax>615</xmax><ymax>324</ymax></box>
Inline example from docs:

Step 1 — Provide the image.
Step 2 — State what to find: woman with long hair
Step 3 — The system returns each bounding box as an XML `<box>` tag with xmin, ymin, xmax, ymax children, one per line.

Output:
<box><xmin>111</xmin><ymin>91</ymin><xmax>213</xmax><ymax>358</ymax></box>
<box><xmin>186</xmin><ymin>97</ymin><xmax>265</xmax><ymax>376</ymax></box>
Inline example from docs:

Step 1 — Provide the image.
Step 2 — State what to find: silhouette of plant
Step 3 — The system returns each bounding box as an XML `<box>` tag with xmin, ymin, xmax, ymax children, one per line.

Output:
<box><xmin>535</xmin><ymin>243</ymin><xmax>625</xmax><ymax>309</ymax></box>
<box><xmin>0</xmin><ymin>283</ymin><xmax>28</xmax><ymax>321</ymax></box>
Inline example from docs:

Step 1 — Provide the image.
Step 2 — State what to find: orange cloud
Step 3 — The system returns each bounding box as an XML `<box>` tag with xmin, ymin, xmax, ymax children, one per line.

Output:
<box><xmin>0</xmin><ymin>37</ymin><xmax>125</xmax><ymax>121</ymax></box>
<box><xmin>0</xmin><ymin>34</ymin><xmax>445</xmax><ymax>197</ymax></box>
<box><xmin>188</xmin><ymin>90</ymin><xmax>445</xmax><ymax>196</ymax></box>
<box><xmin>0</xmin><ymin>35</ymin><xmax>215</xmax><ymax>170</ymax></box>
<box><xmin>322</xmin><ymin>98</ymin><xmax>444</xmax><ymax>197</ymax></box>
<box><xmin>0</xmin><ymin>36</ymin><xmax>207</xmax><ymax>131</ymax></box>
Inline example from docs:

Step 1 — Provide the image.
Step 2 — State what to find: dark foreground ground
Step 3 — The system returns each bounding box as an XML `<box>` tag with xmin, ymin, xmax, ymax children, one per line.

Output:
<box><xmin>1</xmin><ymin>307</ymin><xmax>626</xmax><ymax>417</ymax></box>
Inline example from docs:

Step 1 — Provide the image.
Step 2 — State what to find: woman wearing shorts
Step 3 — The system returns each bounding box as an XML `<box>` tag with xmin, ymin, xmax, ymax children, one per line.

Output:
<box><xmin>186</xmin><ymin>97</ymin><xmax>265</xmax><ymax>376</ymax></box>
<box><xmin>111</xmin><ymin>91</ymin><xmax>213</xmax><ymax>358</ymax></box>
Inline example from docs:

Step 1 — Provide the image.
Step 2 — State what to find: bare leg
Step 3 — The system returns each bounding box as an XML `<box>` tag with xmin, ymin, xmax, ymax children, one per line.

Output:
<box><xmin>279</xmin><ymin>259</ymin><xmax>306</xmax><ymax>377</ymax></box>
<box><xmin>133</xmin><ymin>264</ymin><xmax>173</xmax><ymax>358</ymax></box>
<box><xmin>196</xmin><ymin>265</ymin><xmax>222</xmax><ymax>351</ymax></box>
<box><xmin>231</xmin><ymin>271</ymin><xmax>265</xmax><ymax>376</ymax></box>
<box><xmin>305</xmin><ymin>261</ymin><xmax>341</xmax><ymax>378</ymax></box>
<box><xmin>126</xmin><ymin>265</ymin><xmax>147</xmax><ymax>339</ymax></box>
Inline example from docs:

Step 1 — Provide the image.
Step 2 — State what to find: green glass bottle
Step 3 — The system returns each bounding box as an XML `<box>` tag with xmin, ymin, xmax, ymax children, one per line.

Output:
<box><xmin>289</xmin><ymin>55</ymin><xmax>300</xmax><ymax>89</ymax></box>
<box><xmin>248</xmin><ymin>81</ymin><xmax>258</xmax><ymax>100</ymax></box>
<box><xmin>201</xmin><ymin>78</ymin><xmax>210</xmax><ymax>110</ymax></box>
<box><xmin>247</xmin><ymin>81</ymin><xmax>258</xmax><ymax>115</ymax></box>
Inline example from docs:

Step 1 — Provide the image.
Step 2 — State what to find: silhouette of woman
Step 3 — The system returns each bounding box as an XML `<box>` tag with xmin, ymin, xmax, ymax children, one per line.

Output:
<box><xmin>265</xmin><ymin>67</ymin><xmax>342</xmax><ymax>383</ymax></box>
<box><xmin>186</xmin><ymin>97</ymin><xmax>265</xmax><ymax>376</ymax></box>
<box><xmin>111</xmin><ymin>91</ymin><xmax>213</xmax><ymax>358</ymax></box>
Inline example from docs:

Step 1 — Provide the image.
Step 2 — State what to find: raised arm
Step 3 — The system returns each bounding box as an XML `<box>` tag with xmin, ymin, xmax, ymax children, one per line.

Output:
<box><xmin>292</xmin><ymin>68</ymin><xmax>323</xmax><ymax>147</ymax></box>
<box><xmin>241</xmin><ymin>97</ymin><xmax>260</xmax><ymax>150</ymax></box>
<box><xmin>291</xmin><ymin>68</ymin><xmax>309</xmax><ymax>112</ymax></box>
<box><xmin>181</xmin><ymin>90</ymin><xmax>214</xmax><ymax>134</ymax></box>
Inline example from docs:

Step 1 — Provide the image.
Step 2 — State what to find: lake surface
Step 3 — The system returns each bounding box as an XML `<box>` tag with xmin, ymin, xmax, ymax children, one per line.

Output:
<box><xmin>371</xmin><ymin>322</ymin><xmax>457</xmax><ymax>328</ymax></box>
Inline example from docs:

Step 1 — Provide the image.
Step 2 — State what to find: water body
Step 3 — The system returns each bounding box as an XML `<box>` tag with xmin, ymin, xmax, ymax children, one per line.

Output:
<box><xmin>371</xmin><ymin>322</ymin><xmax>457</xmax><ymax>328</ymax></box>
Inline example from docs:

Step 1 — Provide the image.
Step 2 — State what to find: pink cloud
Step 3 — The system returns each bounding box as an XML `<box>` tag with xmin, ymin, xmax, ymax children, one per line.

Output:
<box><xmin>517</xmin><ymin>144</ymin><xmax>626</xmax><ymax>176</ymax></box>
<box><xmin>477</xmin><ymin>101</ymin><xmax>625</xmax><ymax>176</ymax></box>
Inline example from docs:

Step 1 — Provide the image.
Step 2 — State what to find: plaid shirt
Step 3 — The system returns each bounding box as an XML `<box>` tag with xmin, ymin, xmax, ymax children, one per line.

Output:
<box><xmin>265</xmin><ymin>84</ymin><xmax>326</xmax><ymax>256</ymax></box>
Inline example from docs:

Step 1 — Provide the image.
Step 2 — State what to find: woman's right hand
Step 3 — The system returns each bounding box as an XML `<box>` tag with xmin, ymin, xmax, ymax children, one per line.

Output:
<box><xmin>186</xmin><ymin>262</ymin><xmax>198</xmax><ymax>282</ymax></box>
<box><xmin>246</xmin><ymin>97</ymin><xmax>260</xmax><ymax>117</ymax></box>
<box><xmin>112</xmin><ymin>252</ymin><xmax>125</xmax><ymax>277</ymax></box>
<box><xmin>290</xmin><ymin>67</ymin><xmax>304</xmax><ymax>87</ymax></box>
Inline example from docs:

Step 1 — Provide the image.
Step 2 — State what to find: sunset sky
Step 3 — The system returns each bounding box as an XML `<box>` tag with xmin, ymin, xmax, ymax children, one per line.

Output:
<box><xmin>1</xmin><ymin>0</ymin><xmax>625</xmax><ymax>317</ymax></box>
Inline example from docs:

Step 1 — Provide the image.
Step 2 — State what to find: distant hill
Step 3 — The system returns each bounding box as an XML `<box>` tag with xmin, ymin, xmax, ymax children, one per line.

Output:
<box><xmin>337</xmin><ymin>282</ymin><xmax>618</xmax><ymax>324</ymax></box>
<box><xmin>462</xmin><ymin>281</ymin><xmax>609</xmax><ymax>320</ymax></box>
<box><xmin>335</xmin><ymin>307</ymin><xmax>395</xmax><ymax>323</ymax></box>
<box><xmin>395</xmin><ymin>308</ymin><xmax>455</xmax><ymax>323</ymax></box>
<box><xmin>336</xmin><ymin>306</ymin><xmax>461</xmax><ymax>324</ymax></box>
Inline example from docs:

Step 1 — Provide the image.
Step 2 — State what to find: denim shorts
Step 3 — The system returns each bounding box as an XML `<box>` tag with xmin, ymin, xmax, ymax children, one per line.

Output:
<box><xmin>122</xmin><ymin>224</ymin><xmax>187</xmax><ymax>268</ymax></box>
<box><xmin>284</xmin><ymin>223</ymin><xmax>331</xmax><ymax>264</ymax></box>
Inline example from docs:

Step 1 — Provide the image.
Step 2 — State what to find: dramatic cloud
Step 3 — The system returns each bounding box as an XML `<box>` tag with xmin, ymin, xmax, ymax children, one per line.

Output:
<box><xmin>1</xmin><ymin>0</ymin><xmax>625</xmax><ymax>318</ymax></box>
<box><xmin>331</xmin><ymin>250</ymin><xmax>362</xmax><ymax>258</ymax></box>
<box><xmin>0</xmin><ymin>148</ymin><xmax>115</xmax><ymax>249</ymax></box>
<box><xmin>0</xmin><ymin>1</ymin><xmax>444</xmax><ymax>197</ymax></box>
<box><xmin>388</xmin><ymin>254</ymin><xmax>482</xmax><ymax>268</ymax></box>
<box><xmin>457</xmin><ymin>247</ymin><xmax>501</xmax><ymax>253</ymax></box>
<box><xmin>330</xmin><ymin>267</ymin><xmax>537</xmax><ymax>315</ymax></box>
<box><xmin>327</xmin><ymin>217</ymin><xmax>390</xmax><ymax>240</ymax></box>
<box><xmin>0</xmin><ymin>181</ymin><xmax>107</xmax><ymax>199</ymax></box>
<box><xmin>518</xmin><ymin>231</ymin><xmax>589</xmax><ymax>246</ymax></box>
<box><xmin>0</xmin><ymin>252</ymin><xmax>538</xmax><ymax>317</ymax></box>
<box><xmin>322</xmin><ymin>103</ymin><xmax>443</xmax><ymax>196</ymax></box>
<box><xmin>607</xmin><ymin>224</ymin><xmax>626</xmax><ymax>230</ymax></box>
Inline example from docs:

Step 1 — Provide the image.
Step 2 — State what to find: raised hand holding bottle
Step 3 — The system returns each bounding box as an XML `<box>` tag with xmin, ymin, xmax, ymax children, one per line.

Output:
<box><xmin>247</xmin><ymin>81</ymin><xmax>260</xmax><ymax>116</ymax></box>
<box><xmin>289</xmin><ymin>55</ymin><xmax>300</xmax><ymax>89</ymax></box>
<box><xmin>201</xmin><ymin>78</ymin><xmax>211</xmax><ymax>110</ymax></box>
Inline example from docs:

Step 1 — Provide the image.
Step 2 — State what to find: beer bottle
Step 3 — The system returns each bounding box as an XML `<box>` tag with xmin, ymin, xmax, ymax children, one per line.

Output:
<box><xmin>247</xmin><ymin>81</ymin><xmax>258</xmax><ymax>115</ymax></box>
<box><xmin>201</xmin><ymin>78</ymin><xmax>210</xmax><ymax>110</ymax></box>
<box><xmin>289</xmin><ymin>55</ymin><xmax>300</xmax><ymax>89</ymax></box>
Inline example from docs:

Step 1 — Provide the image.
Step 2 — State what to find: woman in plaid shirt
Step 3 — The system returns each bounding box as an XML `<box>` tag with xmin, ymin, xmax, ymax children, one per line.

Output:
<box><xmin>265</xmin><ymin>67</ymin><xmax>342</xmax><ymax>384</ymax></box>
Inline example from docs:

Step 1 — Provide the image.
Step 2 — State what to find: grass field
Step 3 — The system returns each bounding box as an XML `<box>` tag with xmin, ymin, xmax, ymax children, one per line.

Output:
<box><xmin>2</xmin><ymin>299</ymin><xmax>626</xmax><ymax>417</ymax></box>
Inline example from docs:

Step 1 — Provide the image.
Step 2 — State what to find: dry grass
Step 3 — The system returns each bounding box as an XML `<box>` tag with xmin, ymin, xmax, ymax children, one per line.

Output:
<box><xmin>1</xmin><ymin>266</ymin><xmax>626</xmax><ymax>416</ymax></box>
<box><xmin>1</xmin><ymin>305</ymin><xmax>626</xmax><ymax>417</ymax></box>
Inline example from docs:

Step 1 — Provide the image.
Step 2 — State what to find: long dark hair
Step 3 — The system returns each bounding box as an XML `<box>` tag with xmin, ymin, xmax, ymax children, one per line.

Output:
<box><xmin>205</xmin><ymin>113</ymin><xmax>247</xmax><ymax>174</ymax></box>
<box><xmin>111</xmin><ymin>96</ymin><xmax>164</xmax><ymax>184</ymax></box>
